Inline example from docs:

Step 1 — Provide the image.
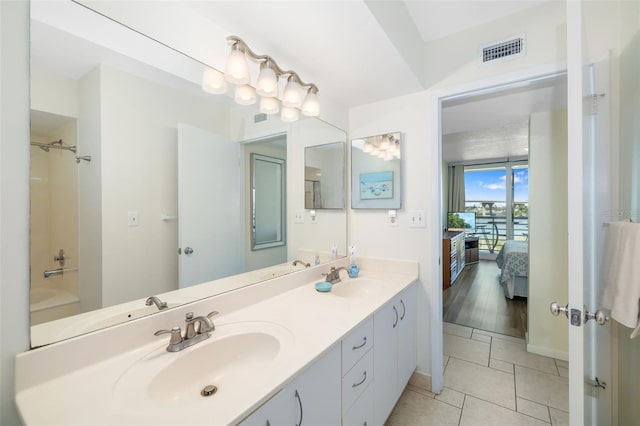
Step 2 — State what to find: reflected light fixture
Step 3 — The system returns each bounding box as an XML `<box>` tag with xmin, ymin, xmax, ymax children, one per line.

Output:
<box><xmin>202</xmin><ymin>66</ymin><xmax>227</xmax><ymax>94</ymax></box>
<box><xmin>281</xmin><ymin>106</ymin><xmax>300</xmax><ymax>122</ymax></box>
<box><xmin>362</xmin><ymin>134</ymin><xmax>401</xmax><ymax>161</ymax></box>
<box><xmin>260</xmin><ymin>96</ymin><xmax>280</xmax><ymax>114</ymax></box>
<box><xmin>234</xmin><ymin>84</ymin><xmax>256</xmax><ymax>105</ymax></box>
<box><xmin>203</xmin><ymin>35</ymin><xmax>320</xmax><ymax>121</ymax></box>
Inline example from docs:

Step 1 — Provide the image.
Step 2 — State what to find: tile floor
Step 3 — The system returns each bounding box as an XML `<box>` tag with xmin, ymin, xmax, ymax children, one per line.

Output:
<box><xmin>386</xmin><ymin>322</ymin><xmax>569</xmax><ymax>425</ymax></box>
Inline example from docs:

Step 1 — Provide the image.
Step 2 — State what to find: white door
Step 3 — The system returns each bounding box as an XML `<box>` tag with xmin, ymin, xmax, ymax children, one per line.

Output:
<box><xmin>177</xmin><ymin>124</ymin><xmax>244</xmax><ymax>288</ymax></box>
<box><xmin>565</xmin><ymin>3</ymin><xmax>612</xmax><ymax>424</ymax></box>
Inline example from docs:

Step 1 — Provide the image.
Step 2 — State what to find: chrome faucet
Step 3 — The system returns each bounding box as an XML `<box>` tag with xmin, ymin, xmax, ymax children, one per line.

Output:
<box><xmin>292</xmin><ymin>259</ymin><xmax>311</xmax><ymax>268</ymax></box>
<box><xmin>145</xmin><ymin>296</ymin><xmax>168</xmax><ymax>310</ymax></box>
<box><xmin>154</xmin><ymin>311</ymin><xmax>219</xmax><ymax>352</ymax></box>
<box><xmin>323</xmin><ymin>266</ymin><xmax>350</xmax><ymax>284</ymax></box>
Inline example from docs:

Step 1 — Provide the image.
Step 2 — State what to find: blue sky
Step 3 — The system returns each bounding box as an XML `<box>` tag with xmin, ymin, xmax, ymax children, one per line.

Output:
<box><xmin>464</xmin><ymin>168</ymin><xmax>528</xmax><ymax>202</ymax></box>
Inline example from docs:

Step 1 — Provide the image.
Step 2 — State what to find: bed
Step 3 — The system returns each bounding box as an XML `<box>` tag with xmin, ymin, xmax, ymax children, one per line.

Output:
<box><xmin>496</xmin><ymin>240</ymin><xmax>529</xmax><ymax>299</ymax></box>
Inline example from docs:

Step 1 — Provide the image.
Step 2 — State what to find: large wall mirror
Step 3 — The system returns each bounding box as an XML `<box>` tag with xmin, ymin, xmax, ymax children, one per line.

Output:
<box><xmin>29</xmin><ymin>1</ymin><xmax>347</xmax><ymax>347</ymax></box>
<box><xmin>351</xmin><ymin>132</ymin><xmax>402</xmax><ymax>209</ymax></box>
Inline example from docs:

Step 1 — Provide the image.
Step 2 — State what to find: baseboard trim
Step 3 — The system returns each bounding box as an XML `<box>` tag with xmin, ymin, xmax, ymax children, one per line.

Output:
<box><xmin>408</xmin><ymin>370</ymin><xmax>432</xmax><ymax>392</ymax></box>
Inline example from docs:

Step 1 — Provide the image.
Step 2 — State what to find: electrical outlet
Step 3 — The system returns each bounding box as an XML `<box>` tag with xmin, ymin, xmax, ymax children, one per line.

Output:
<box><xmin>293</xmin><ymin>210</ymin><xmax>304</xmax><ymax>224</ymax></box>
<box><xmin>388</xmin><ymin>210</ymin><xmax>398</xmax><ymax>227</ymax></box>
<box><xmin>408</xmin><ymin>210</ymin><xmax>425</xmax><ymax>228</ymax></box>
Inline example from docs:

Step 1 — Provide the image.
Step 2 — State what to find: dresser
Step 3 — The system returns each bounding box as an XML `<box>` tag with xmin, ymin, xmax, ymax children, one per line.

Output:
<box><xmin>443</xmin><ymin>231</ymin><xmax>466</xmax><ymax>289</ymax></box>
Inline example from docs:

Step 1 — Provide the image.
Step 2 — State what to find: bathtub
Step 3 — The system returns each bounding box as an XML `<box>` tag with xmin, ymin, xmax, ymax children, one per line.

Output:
<box><xmin>30</xmin><ymin>287</ymin><xmax>80</xmax><ymax>326</ymax></box>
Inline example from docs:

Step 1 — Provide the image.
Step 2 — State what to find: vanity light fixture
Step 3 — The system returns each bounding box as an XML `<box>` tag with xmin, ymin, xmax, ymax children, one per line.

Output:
<box><xmin>206</xmin><ymin>35</ymin><xmax>320</xmax><ymax>121</ymax></box>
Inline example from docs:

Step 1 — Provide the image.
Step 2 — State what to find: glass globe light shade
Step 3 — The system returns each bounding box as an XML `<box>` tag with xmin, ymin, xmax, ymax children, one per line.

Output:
<box><xmin>256</xmin><ymin>65</ymin><xmax>279</xmax><ymax>97</ymax></box>
<box><xmin>281</xmin><ymin>106</ymin><xmax>300</xmax><ymax>122</ymax></box>
<box><xmin>225</xmin><ymin>48</ymin><xmax>250</xmax><ymax>85</ymax></box>
<box><xmin>234</xmin><ymin>84</ymin><xmax>256</xmax><ymax>105</ymax></box>
<box><xmin>282</xmin><ymin>78</ymin><xmax>303</xmax><ymax>108</ymax></box>
<box><xmin>202</xmin><ymin>67</ymin><xmax>227</xmax><ymax>94</ymax></box>
<box><xmin>301</xmin><ymin>90</ymin><xmax>320</xmax><ymax>117</ymax></box>
<box><xmin>260</xmin><ymin>97</ymin><xmax>280</xmax><ymax>115</ymax></box>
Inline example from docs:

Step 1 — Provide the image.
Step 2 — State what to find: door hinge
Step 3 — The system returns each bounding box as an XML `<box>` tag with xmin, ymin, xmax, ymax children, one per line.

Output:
<box><xmin>583</xmin><ymin>93</ymin><xmax>605</xmax><ymax>116</ymax></box>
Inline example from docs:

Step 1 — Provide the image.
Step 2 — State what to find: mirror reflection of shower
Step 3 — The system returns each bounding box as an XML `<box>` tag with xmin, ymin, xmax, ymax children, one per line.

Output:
<box><xmin>29</xmin><ymin>138</ymin><xmax>91</xmax><ymax>163</ymax></box>
<box><xmin>30</xmin><ymin>111</ymin><xmax>81</xmax><ymax>326</ymax></box>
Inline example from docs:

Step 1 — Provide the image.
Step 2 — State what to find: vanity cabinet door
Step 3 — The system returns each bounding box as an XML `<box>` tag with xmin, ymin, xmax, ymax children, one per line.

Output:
<box><xmin>238</xmin><ymin>344</ymin><xmax>341</xmax><ymax>426</ymax></box>
<box><xmin>397</xmin><ymin>283</ymin><xmax>417</xmax><ymax>389</ymax></box>
<box><xmin>373</xmin><ymin>282</ymin><xmax>418</xmax><ymax>426</ymax></box>
<box><xmin>288</xmin><ymin>343</ymin><xmax>341</xmax><ymax>425</ymax></box>
<box><xmin>373</xmin><ymin>297</ymin><xmax>400</xmax><ymax>425</ymax></box>
<box><xmin>238</xmin><ymin>389</ymin><xmax>293</xmax><ymax>426</ymax></box>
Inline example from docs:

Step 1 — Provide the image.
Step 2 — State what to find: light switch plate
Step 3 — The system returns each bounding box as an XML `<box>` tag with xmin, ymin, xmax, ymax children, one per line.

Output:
<box><xmin>408</xmin><ymin>210</ymin><xmax>425</xmax><ymax>228</ymax></box>
<box><xmin>293</xmin><ymin>210</ymin><xmax>304</xmax><ymax>224</ymax></box>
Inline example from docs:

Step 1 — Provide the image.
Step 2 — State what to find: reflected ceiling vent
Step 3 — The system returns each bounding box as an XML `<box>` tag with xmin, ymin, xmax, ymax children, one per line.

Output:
<box><xmin>481</xmin><ymin>35</ymin><xmax>525</xmax><ymax>64</ymax></box>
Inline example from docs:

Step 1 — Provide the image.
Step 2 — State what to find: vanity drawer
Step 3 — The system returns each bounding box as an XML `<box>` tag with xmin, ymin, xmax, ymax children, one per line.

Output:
<box><xmin>342</xmin><ymin>379</ymin><xmax>374</xmax><ymax>426</ymax></box>
<box><xmin>342</xmin><ymin>317</ymin><xmax>373</xmax><ymax>375</ymax></box>
<box><xmin>342</xmin><ymin>349</ymin><xmax>374</xmax><ymax>413</ymax></box>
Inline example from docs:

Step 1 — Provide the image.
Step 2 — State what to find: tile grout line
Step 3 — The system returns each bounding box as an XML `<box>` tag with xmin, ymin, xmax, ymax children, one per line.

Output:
<box><xmin>487</xmin><ymin>332</ymin><xmax>493</xmax><ymax>367</ymax></box>
<box><xmin>458</xmin><ymin>393</ymin><xmax>466</xmax><ymax>426</ymax></box>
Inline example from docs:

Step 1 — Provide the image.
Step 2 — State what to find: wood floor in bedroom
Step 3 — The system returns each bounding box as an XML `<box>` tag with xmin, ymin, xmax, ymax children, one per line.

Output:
<box><xmin>443</xmin><ymin>260</ymin><xmax>527</xmax><ymax>338</ymax></box>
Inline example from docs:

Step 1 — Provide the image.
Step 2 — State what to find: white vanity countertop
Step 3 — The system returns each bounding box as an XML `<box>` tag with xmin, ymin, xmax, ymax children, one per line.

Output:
<box><xmin>15</xmin><ymin>259</ymin><xmax>418</xmax><ymax>425</ymax></box>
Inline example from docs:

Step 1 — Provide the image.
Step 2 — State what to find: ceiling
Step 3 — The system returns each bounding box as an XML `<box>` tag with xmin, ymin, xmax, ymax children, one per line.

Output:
<box><xmin>185</xmin><ymin>0</ymin><xmax>551</xmax><ymax>109</ymax></box>
<box><xmin>442</xmin><ymin>74</ymin><xmax>567</xmax><ymax>163</ymax></box>
<box><xmin>32</xmin><ymin>0</ymin><xmax>564</xmax><ymax>160</ymax></box>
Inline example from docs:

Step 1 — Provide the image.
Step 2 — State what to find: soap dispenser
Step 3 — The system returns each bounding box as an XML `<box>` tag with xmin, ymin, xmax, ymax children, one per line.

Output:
<box><xmin>348</xmin><ymin>245</ymin><xmax>359</xmax><ymax>278</ymax></box>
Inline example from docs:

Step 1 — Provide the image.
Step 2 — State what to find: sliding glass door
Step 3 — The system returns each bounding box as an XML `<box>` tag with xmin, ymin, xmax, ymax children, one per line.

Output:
<box><xmin>464</xmin><ymin>162</ymin><xmax>528</xmax><ymax>255</ymax></box>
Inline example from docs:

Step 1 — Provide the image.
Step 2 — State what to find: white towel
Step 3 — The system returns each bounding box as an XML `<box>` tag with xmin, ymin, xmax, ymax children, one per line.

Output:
<box><xmin>600</xmin><ymin>222</ymin><xmax>640</xmax><ymax>338</ymax></box>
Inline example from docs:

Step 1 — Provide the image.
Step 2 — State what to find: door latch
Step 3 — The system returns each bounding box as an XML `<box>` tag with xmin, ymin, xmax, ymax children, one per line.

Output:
<box><xmin>587</xmin><ymin>377</ymin><xmax>607</xmax><ymax>397</ymax></box>
<box><xmin>570</xmin><ymin>308</ymin><xmax>581</xmax><ymax>326</ymax></box>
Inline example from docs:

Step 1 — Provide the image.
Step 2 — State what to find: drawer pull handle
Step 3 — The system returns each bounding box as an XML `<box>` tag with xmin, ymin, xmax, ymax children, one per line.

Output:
<box><xmin>393</xmin><ymin>306</ymin><xmax>399</xmax><ymax>328</ymax></box>
<box><xmin>352</xmin><ymin>371</ymin><xmax>367</xmax><ymax>388</ymax></box>
<box><xmin>352</xmin><ymin>336</ymin><xmax>367</xmax><ymax>350</ymax></box>
<box><xmin>294</xmin><ymin>389</ymin><xmax>303</xmax><ymax>426</ymax></box>
<box><xmin>400</xmin><ymin>299</ymin><xmax>406</xmax><ymax>320</ymax></box>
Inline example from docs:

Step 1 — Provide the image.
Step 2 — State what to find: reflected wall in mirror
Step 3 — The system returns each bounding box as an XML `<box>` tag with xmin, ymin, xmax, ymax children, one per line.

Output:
<box><xmin>29</xmin><ymin>1</ymin><xmax>347</xmax><ymax>347</ymax></box>
<box><xmin>304</xmin><ymin>142</ymin><xmax>345</xmax><ymax>209</ymax></box>
<box><xmin>351</xmin><ymin>133</ymin><xmax>402</xmax><ymax>209</ymax></box>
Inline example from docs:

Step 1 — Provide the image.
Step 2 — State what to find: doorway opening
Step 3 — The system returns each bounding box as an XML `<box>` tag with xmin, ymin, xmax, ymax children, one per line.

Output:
<box><xmin>439</xmin><ymin>72</ymin><xmax>567</xmax><ymax>337</ymax></box>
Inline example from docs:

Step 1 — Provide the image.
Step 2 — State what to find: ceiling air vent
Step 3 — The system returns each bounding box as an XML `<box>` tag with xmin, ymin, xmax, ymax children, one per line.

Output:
<box><xmin>481</xmin><ymin>35</ymin><xmax>525</xmax><ymax>64</ymax></box>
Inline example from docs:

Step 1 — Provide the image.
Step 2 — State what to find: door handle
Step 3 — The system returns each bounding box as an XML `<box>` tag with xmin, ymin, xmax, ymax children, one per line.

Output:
<box><xmin>585</xmin><ymin>308</ymin><xmax>609</xmax><ymax>325</ymax></box>
<box><xmin>184</xmin><ymin>247</ymin><xmax>194</xmax><ymax>255</ymax></box>
<box><xmin>550</xmin><ymin>302</ymin><xmax>569</xmax><ymax>317</ymax></box>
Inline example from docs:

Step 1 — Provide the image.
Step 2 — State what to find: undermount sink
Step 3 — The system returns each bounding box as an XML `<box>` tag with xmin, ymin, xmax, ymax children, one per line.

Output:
<box><xmin>329</xmin><ymin>279</ymin><xmax>384</xmax><ymax>298</ymax></box>
<box><xmin>113</xmin><ymin>321</ymin><xmax>294</xmax><ymax>410</ymax></box>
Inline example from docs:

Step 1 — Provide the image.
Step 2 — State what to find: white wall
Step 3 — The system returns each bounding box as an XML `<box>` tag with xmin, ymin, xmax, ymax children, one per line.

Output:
<box><xmin>527</xmin><ymin>109</ymin><xmax>569</xmax><ymax>359</ymax></box>
<box><xmin>350</xmin><ymin>0</ymin><xmax>569</xmax><ymax>385</ymax></box>
<box><xmin>77</xmin><ymin>67</ymin><xmax>103</xmax><ymax>313</ymax></box>
<box><xmin>0</xmin><ymin>2</ymin><xmax>31</xmax><ymax>424</ymax></box>
<box><xmin>350</xmin><ymin>90</ymin><xmax>431</xmax><ymax>375</ymax></box>
<box><xmin>99</xmin><ymin>65</ymin><xmax>232</xmax><ymax>307</ymax></box>
<box><xmin>612</xmin><ymin>1</ymin><xmax>640</xmax><ymax>424</ymax></box>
